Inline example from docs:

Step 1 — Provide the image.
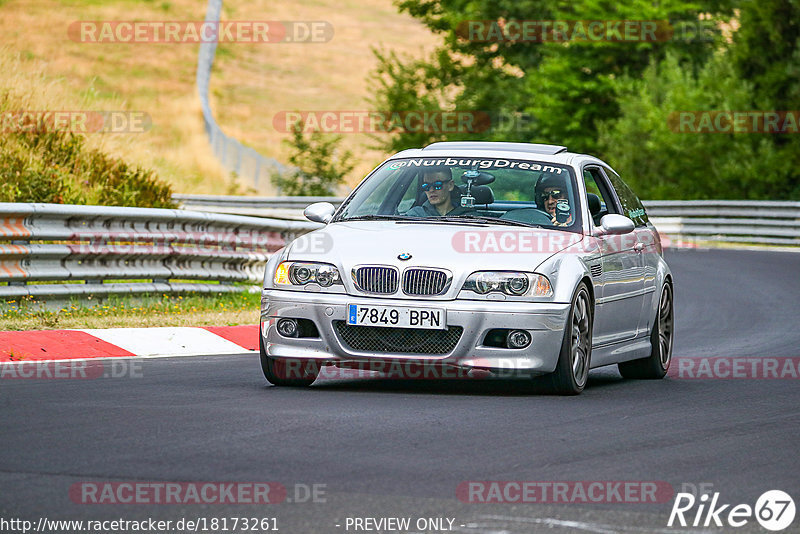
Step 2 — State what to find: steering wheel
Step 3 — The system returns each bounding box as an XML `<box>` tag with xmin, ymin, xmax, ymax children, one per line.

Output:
<box><xmin>499</xmin><ymin>208</ymin><xmax>554</xmax><ymax>225</ymax></box>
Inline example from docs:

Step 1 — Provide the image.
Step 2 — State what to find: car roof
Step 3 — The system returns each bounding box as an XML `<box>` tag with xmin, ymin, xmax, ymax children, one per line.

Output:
<box><xmin>425</xmin><ymin>141</ymin><xmax>568</xmax><ymax>155</ymax></box>
<box><xmin>388</xmin><ymin>141</ymin><xmax>615</xmax><ymax>172</ymax></box>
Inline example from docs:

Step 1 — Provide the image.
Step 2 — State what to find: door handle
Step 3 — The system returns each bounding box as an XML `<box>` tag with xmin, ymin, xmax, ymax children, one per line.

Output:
<box><xmin>634</xmin><ymin>242</ymin><xmax>645</xmax><ymax>252</ymax></box>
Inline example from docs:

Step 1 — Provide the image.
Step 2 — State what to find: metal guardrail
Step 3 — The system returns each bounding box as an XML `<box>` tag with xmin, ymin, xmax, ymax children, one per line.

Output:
<box><xmin>173</xmin><ymin>194</ymin><xmax>345</xmax><ymax>219</ymax></box>
<box><xmin>643</xmin><ymin>200</ymin><xmax>800</xmax><ymax>246</ymax></box>
<box><xmin>2</xmin><ymin>199</ymin><xmax>795</xmax><ymax>301</ymax></box>
<box><xmin>174</xmin><ymin>195</ymin><xmax>345</xmax><ymax>210</ymax></box>
<box><xmin>175</xmin><ymin>195</ymin><xmax>800</xmax><ymax>246</ymax></box>
<box><xmin>0</xmin><ymin>203</ymin><xmax>319</xmax><ymax>300</ymax></box>
<box><xmin>197</xmin><ymin>0</ymin><xmax>284</xmax><ymax>191</ymax></box>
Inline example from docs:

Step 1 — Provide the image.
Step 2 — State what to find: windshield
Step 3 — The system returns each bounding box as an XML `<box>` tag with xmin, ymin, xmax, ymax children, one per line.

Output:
<box><xmin>334</xmin><ymin>156</ymin><xmax>582</xmax><ymax>232</ymax></box>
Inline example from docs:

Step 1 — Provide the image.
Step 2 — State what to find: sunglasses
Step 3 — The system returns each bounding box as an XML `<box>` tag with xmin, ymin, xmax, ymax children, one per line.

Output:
<box><xmin>421</xmin><ymin>180</ymin><xmax>451</xmax><ymax>192</ymax></box>
<box><xmin>542</xmin><ymin>190</ymin><xmax>566</xmax><ymax>199</ymax></box>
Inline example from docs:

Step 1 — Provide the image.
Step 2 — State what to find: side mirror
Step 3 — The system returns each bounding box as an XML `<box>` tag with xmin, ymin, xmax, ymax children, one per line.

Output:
<box><xmin>599</xmin><ymin>214</ymin><xmax>635</xmax><ymax>235</ymax></box>
<box><xmin>304</xmin><ymin>202</ymin><xmax>336</xmax><ymax>224</ymax></box>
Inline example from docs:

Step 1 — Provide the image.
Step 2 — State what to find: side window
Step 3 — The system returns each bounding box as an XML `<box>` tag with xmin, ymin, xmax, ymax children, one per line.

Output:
<box><xmin>603</xmin><ymin>168</ymin><xmax>649</xmax><ymax>227</ymax></box>
<box><xmin>582</xmin><ymin>167</ymin><xmax>618</xmax><ymax>226</ymax></box>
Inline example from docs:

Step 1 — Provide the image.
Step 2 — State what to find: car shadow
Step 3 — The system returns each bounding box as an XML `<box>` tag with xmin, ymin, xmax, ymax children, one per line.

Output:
<box><xmin>296</xmin><ymin>367</ymin><xmax>628</xmax><ymax>397</ymax></box>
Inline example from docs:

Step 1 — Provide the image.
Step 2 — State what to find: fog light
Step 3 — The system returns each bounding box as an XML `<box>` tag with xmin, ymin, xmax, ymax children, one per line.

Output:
<box><xmin>277</xmin><ymin>318</ymin><xmax>299</xmax><ymax>338</ymax></box>
<box><xmin>506</xmin><ymin>330</ymin><xmax>531</xmax><ymax>349</ymax></box>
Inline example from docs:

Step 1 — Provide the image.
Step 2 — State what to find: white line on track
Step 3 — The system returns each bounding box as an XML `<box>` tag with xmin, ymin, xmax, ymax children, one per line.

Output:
<box><xmin>478</xmin><ymin>514</ymin><xmax>716</xmax><ymax>534</ymax></box>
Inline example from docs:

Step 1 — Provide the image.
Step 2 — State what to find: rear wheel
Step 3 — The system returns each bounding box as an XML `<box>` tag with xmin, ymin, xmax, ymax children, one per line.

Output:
<box><xmin>543</xmin><ymin>283</ymin><xmax>592</xmax><ymax>395</ymax></box>
<box><xmin>618</xmin><ymin>283</ymin><xmax>673</xmax><ymax>379</ymax></box>
<box><xmin>259</xmin><ymin>333</ymin><xmax>319</xmax><ymax>387</ymax></box>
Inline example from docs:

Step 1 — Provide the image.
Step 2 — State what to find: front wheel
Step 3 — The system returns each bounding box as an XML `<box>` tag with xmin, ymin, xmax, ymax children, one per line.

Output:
<box><xmin>618</xmin><ymin>283</ymin><xmax>674</xmax><ymax>379</ymax></box>
<box><xmin>542</xmin><ymin>282</ymin><xmax>593</xmax><ymax>395</ymax></box>
<box><xmin>259</xmin><ymin>334</ymin><xmax>319</xmax><ymax>387</ymax></box>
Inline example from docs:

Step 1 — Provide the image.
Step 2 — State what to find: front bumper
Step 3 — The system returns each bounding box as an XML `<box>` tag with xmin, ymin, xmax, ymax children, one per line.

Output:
<box><xmin>261</xmin><ymin>289</ymin><xmax>570</xmax><ymax>375</ymax></box>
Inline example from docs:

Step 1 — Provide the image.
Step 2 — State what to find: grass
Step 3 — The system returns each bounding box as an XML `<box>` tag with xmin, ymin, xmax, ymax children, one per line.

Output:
<box><xmin>0</xmin><ymin>0</ymin><xmax>439</xmax><ymax>194</ymax></box>
<box><xmin>0</xmin><ymin>291</ymin><xmax>261</xmax><ymax>330</ymax></box>
<box><xmin>0</xmin><ymin>93</ymin><xmax>176</xmax><ymax>206</ymax></box>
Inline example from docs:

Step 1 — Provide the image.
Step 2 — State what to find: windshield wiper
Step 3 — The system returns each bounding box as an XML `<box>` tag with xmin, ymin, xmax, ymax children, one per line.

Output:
<box><xmin>342</xmin><ymin>214</ymin><xmax>543</xmax><ymax>228</ymax></box>
<box><xmin>439</xmin><ymin>215</ymin><xmax>543</xmax><ymax>228</ymax></box>
<box><xmin>342</xmin><ymin>214</ymin><xmax>420</xmax><ymax>222</ymax></box>
<box><xmin>399</xmin><ymin>217</ymin><xmax>489</xmax><ymax>226</ymax></box>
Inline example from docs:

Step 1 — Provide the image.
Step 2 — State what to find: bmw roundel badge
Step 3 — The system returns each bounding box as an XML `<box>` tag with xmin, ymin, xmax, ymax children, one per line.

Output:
<box><xmin>398</xmin><ymin>252</ymin><xmax>412</xmax><ymax>261</ymax></box>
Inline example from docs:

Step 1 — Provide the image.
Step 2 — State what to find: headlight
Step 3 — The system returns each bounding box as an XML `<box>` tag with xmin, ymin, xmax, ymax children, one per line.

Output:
<box><xmin>462</xmin><ymin>271</ymin><xmax>553</xmax><ymax>297</ymax></box>
<box><xmin>274</xmin><ymin>261</ymin><xmax>342</xmax><ymax>287</ymax></box>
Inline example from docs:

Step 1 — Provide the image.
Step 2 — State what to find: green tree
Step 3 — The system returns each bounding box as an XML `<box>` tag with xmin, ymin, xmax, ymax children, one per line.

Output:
<box><xmin>270</xmin><ymin>126</ymin><xmax>356</xmax><ymax>196</ymax></box>
<box><xmin>373</xmin><ymin>0</ymin><xmax>733</xmax><ymax>153</ymax></box>
<box><xmin>372</xmin><ymin>0</ymin><xmax>799</xmax><ymax>199</ymax></box>
<box><xmin>728</xmin><ymin>0</ymin><xmax>800</xmax><ymax>194</ymax></box>
<box><xmin>597</xmin><ymin>52</ymin><xmax>794</xmax><ymax>199</ymax></box>
<box><xmin>730</xmin><ymin>0</ymin><xmax>800</xmax><ymax>111</ymax></box>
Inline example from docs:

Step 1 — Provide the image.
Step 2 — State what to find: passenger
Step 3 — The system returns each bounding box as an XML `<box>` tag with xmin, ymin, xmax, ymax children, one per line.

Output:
<box><xmin>535</xmin><ymin>174</ymin><xmax>573</xmax><ymax>226</ymax></box>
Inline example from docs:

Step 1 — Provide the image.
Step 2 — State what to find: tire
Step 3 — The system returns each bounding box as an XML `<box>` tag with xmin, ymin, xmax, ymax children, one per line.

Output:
<box><xmin>259</xmin><ymin>333</ymin><xmax>319</xmax><ymax>387</ymax></box>
<box><xmin>618</xmin><ymin>282</ymin><xmax>674</xmax><ymax>379</ymax></box>
<box><xmin>543</xmin><ymin>282</ymin><xmax>593</xmax><ymax>395</ymax></box>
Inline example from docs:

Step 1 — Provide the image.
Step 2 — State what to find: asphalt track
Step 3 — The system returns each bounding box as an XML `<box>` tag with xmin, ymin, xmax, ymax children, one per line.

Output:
<box><xmin>2</xmin><ymin>249</ymin><xmax>799</xmax><ymax>533</ymax></box>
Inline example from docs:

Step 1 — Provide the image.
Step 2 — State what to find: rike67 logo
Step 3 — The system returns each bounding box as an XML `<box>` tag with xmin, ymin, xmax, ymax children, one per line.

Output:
<box><xmin>668</xmin><ymin>490</ymin><xmax>795</xmax><ymax>531</ymax></box>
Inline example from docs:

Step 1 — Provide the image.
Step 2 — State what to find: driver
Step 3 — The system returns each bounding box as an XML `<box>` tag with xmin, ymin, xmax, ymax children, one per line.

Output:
<box><xmin>535</xmin><ymin>174</ymin><xmax>573</xmax><ymax>226</ymax></box>
<box><xmin>405</xmin><ymin>166</ymin><xmax>470</xmax><ymax>217</ymax></box>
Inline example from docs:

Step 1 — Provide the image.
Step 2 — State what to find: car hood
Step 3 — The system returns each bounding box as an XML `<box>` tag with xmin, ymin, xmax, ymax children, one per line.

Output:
<box><xmin>286</xmin><ymin>221</ymin><xmax>583</xmax><ymax>297</ymax></box>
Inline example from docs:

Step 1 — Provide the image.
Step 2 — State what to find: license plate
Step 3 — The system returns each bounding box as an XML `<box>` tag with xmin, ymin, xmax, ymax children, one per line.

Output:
<box><xmin>347</xmin><ymin>304</ymin><xmax>446</xmax><ymax>330</ymax></box>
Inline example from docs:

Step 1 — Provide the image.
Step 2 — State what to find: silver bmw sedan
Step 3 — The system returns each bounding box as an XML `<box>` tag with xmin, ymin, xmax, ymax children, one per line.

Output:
<box><xmin>259</xmin><ymin>141</ymin><xmax>674</xmax><ymax>394</ymax></box>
